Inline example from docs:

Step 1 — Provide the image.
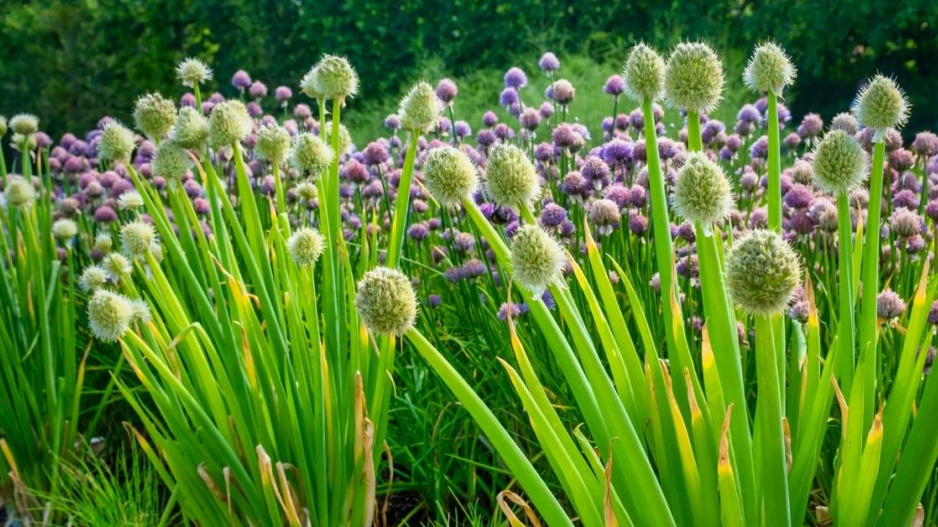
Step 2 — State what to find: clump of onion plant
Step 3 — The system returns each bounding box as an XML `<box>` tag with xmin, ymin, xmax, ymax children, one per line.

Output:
<box><xmin>726</xmin><ymin>229</ymin><xmax>801</xmax><ymax>315</ymax></box>
<box><xmin>287</xmin><ymin>227</ymin><xmax>324</xmax><ymax>266</ymax></box>
<box><xmin>485</xmin><ymin>143</ymin><xmax>539</xmax><ymax>210</ymax></box>
<box><xmin>399</xmin><ymin>82</ymin><xmax>443</xmax><ymax>133</ymax></box>
<box><xmin>209</xmin><ymin>100</ymin><xmax>252</xmax><ymax>147</ymax></box>
<box><xmin>312</xmin><ymin>55</ymin><xmax>359</xmax><ymax>103</ymax></box>
<box><xmin>120</xmin><ymin>220</ymin><xmax>157</xmax><ymax>260</ymax></box>
<box><xmin>87</xmin><ymin>289</ymin><xmax>134</xmax><ymax>342</ymax></box>
<box><xmin>854</xmin><ymin>75</ymin><xmax>910</xmax><ymax>131</ymax></box>
<box><xmin>170</xmin><ymin>106</ymin><xmax>209</xmax><ymax>149</ymax></box>
<box><xmin>133</xmin><ymin>93</ymin><xmax>176</xmax><ymax>140</ymax></box>
<box><xmin>510</xmin><ymin>224</ymin><xmax>565</xmax><ymax>296</ymax></box>
<box><xmin>422</xmin><ymin>146</ymin><xmax>479</xmax><ymax>204</ymax></box>
<box><xmin>664</xmin><ymin>42</ymin><xmax>724</xmax><ymax>113</ymax></box>
<box><xmin>743</xmin><ymin>42</ymin><xmax>796</xmax><ymax>95</ymax></box>
<box><xmin>623</xmin><ymin>43</ymin><xmax>666</xmax><ymax>102</ymax></box>
<box><xmin>152</xmin><ymin>141</ymin><xmax>192</xmax><ymax>180</ymax></box>
<box><xmin>811</xmin><ymin>130</ymin><xmax>868</xmax><ymax>194</ymax></box>
<box><xmin>290</xmin><ymin>133</ymin><xmax>334</xmax><ymax>176</ymax></box>
<box><xmin>4</xmin><ymin>176</ymin><xmax>36</xmax><ymax>207</ymax></box>
<box><xmin>671</xmin><ymin>151</ymin><xmax>733</xmax><ymax>230</ymax></box>
<box><xmin>255</xmin><ymin>124</ymin><xmax>291</xmax><ymax>164</ymax></box>
<box><xmin>9</xmin><ymin>113</ymin><xmax>39</xmax><ymax>135</ymax></box>
<box><xmin>355</xmin><ymin>266</ymin><xmax>418</xmax><ymax>336</ymax></box>
<box><xmin>176</xmin><ymin>57</ymin><xmax>213</xmax><ymax>87</ymax></box>
<box><xmin>97</xmin><ymin>122</ymin><xmax>136</xmax><ymax>165</ymax></box>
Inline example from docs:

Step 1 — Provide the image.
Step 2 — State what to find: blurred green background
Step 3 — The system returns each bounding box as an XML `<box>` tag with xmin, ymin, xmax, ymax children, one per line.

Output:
<box><xmin>1</xmin><ymin>0</ymin><xmax>936</xmax><ymax>142</ymax></box>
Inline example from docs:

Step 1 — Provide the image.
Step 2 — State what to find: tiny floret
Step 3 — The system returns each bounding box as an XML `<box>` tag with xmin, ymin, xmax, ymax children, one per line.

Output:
<box><xmin>287</xmin><ymin>227</ymin><xmax>324</xmax><ymax>266</ymax></box>
<box><xmin>811</xmin><ymin>130</ymin><xmax>868</xmax><ymax>194</ymax></box>
<box><xmin>623</xmin><ymin>43</ymin><xmax>666</xmax><ymax>102</ymax></box>
<box><xmin>290</xmin><ymin>133</ymin><xmax>334</xmax><ymax>176</ymax></box>
<box><xmin>671</xmin><ymin>152</ymin><xmax>733</xmax><ymax>229</ymax></box>
<box><xmin>485</xmin><ymin>143</ymin><xmax>539</xmax><ymax>210</ymax></box>
<box><xmin>98</xmin><ymin>122</ymin><xmax>136</xmax><ymax>164</ymax></box>
<box><xmin>355</xmin><ymin>267</ymin><xmax>418</xmax><ymax>336</ymax></box>
<box><xmin>134</xmin><ymin>93</ymin><xmax>177</xmax><ymax>139</ymax></box>
<box><xmin>152</xmin><ymin>141</ymin><xmax>192</xmax><ymax>180</ymax></box>
<box><xmin>726</xmin><ymin>229</ymin><xmax>801</xmax><ymax>315</ymax></box>
<box><xmin>399</xmin><ymin>82</ymin><xmax>443</xmax><ymax>133</ymax></box>
<box><xmin>854</xmin><ymin>75</ymin><xmax>910</xmax><ymax>131</ymax></box>
<box><xmin>170</xmin><ymin>106</ymin><xmax>210</xmax><ymax>149</ymax></box>
<box><xmin>209</xmin><ymin>100</ymin><xmax>252</xmax><ymax>147</ymax></box>
<box><xmin>423</xmin><ymin>147</ymin><xmax>479</xmax><ymax>204</ymax></box>
<box><xmin>87</xmin><ymin>290</ymin><xmax>134</xmax><ymax>342</ymax></box>
<box><xmin>510</xmin><ymin>224</ymin><xmax>565</xmax><ymax>296</ymax></box>
<box><xmin>664</xmin><ymin>42</ymin><xmax>724</xmax><ymax>113</ymax></box>
<box><xmin>120</xmin><ymin>221</ymin><xmax>157</xmax><ymax>259</ymax></box>
<box><xmin>176</xmin><ymin>58</ymin><xmax>213</xmax><ymax>87</ymax></box>
<box><xmin>9</xmin><ymin>114</ymin><xmax>39</xmax><ymax>135</ymax></box>
<box><xmin>4</xmin><ymin>176</ymin><xmax>36</xmax><ymax>207</ymax></box>
<box><xmin>255</xmin><ymin>124</ymin><xmax>291</xmax><ymax>164</ymax></box>
<box><xmin>312</xmin><ymin>55</ymin><xmax>359</xmax><ymax>101</ymax></box>
<box><xmin>743</xmin><ymin>42</ymin><xmax>796</xmax><ymax>95</ymax></box>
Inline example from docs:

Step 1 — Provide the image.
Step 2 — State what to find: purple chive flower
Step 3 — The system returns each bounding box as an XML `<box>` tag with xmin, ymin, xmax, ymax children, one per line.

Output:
<box><xmin>604</xmin><ymin>184</ymin><xmax>630</xmax><ymax>210</ymax></box>
<box><xmin>499</xmin><ymin>88</ymin><xmax>519</xmax><ymax>108</ymax></box>
<box><xmin>539</xmin><ymin>52</ymin><xmax>560</xmax><ymax>73</ymax></box>
<box><xmin>603</xmin><ymin>75</ymin><xmax>625</xmax><ymax>97</ymax></box>
<box><xmin>784</xmin><ymin>132</ymin><xmax>802</xmax><ymax>149</ymax></box>
<box><xmin>363</xmin><ymin>142</ymin><xmax>389</xmax><ymax>166</ymax></box>
<box><xmin>436</xmin><ymin>78</ymin><xmax>458</xmax><ymax>104</ymax></box>
<box><xmin>93</xmin><ymin>205</ymin><xmax>118</xmax><ymax>223</ymax></box>
<box><xmin>737</xmin><ymin>104</ymin><xmax>761</xmax><ymax>124</ymax></box>
<box><xmin>750</xmin><ymin>135</ymin><xmax>769</xmax><ymax>160</ymax></box>
<box><xmin>294</xmin><ymin>104</ymin><xmax>312</xmax><ymax>119</ymax></box>
<box><xmin>628</xmin><ymin>185</ymin><xmax>648</xmax><ymax>208</ymax></box>
<box><xmin>454</xmin><ymin>121</ymin><xmax>471</xmax><ymax>138</ymax></box>
<box><xmin>407</xmin><ymin>222</ymin><xmax>430</xmax><ymax>241</ymax></box>
<box><xmin>275</xmin><ymin>86</ymin><xmax>292</xmax><ymax>102</ymax></box>
<box><xmin>249</xmin><ymin>81</ymin><xmax>268</xmax><ymax>98</ymax></box>
<box><xmin>540</xmin><ymin>203</ymin><xmax>568</xmax><ymax>227</ymax></box>
<box><xmin>385</xmin><ymin>114</ymin><xmax>401</xmax><ymax>131</ymax></box>
<box><xmin>929</xmin><ymin>301</ymin><xmax>938</xmax><ymax>325</ymax></box>
<box><xmin>180</xmin><ymin>93</ymin><xmax>197</xmax><ymax>108</ymax></box>
<box><xmin>559</xmin><ymin>219</ymin><xmax>575</xmax><ymax>237</ymax></box>
<box><xmin>798</xmin><ymin>113</ymin><xmax>823</xmax><ymax>138</ymax></box>
<box><xmin>749</xmin><ymin>208</ymin><xmax>768</xmax><ymax>229</ymax></box>
<box><xmin>893</xmin><ymin>189</ymin><xmax>920</xmax><ymax>210</ymax></box>
<box><xmin>877</xmin><ymin>289</ymin><xmax>907</xmax><ymax>319</ymax></box>
<box><xmin>497</xmin><ymin>302</ymin><xmax>528</xmax><ymax>321</ymax></box>
<box><xmin>911</xmin><ymin>132</ymin><xmax>938</xmax><ymax>158</ymax></box>
<box><xmin>477</xmin><ymin>129</ymin><xmax>496</xmax><ymax>148</ymax></box>
<box><xmin>925</xmin><ymin>200</ymin><xmax>938</xmax><ymax>222</ymax></box>
<box><xmin>482</xmin><ymin>111</ymin><xmax>499</xmax><ymax>127</ymax></box>
<box><xmin>784</xmin><ymin>184</ymin><xmax>813</xmax><ymax>209</ymax></box>
<box><xmin>444</xmin><ymin>265</ymin><xmax>464</xmax><ymax>283</ymax></box>
<box><xmin>602</xmin><ymin>139</ymin><xmax>632</xmax><ymax>164</ymax></box>
<box><xmin>539</xmin><ymin>102</ymin><xmax>555</xmax><ymax>120</ymax></box>
<box><xmin>232</xmin><ymin>70</ymin><xmax>252</xmax><ymax>90</ymax></box>
<box><xmin>629</xmin><ymin>211</ymin><xmax>648</xmax><ymax>235</ymax></box>
<box><xmin>552</xmin><ymin>124</ymin><xmax>580</xmax><ymax>149</ymax></box>
<box><xmin>560</xmin><ymin>171</ymin><xmax>587</xmax><ymax>197</ymax></box>
<box><xmin>520</xmin><ymin>108</ymin><xmax>541</xmax><ymax>131</ymax></box>
<box><xmin>504</xmin><ymin>67</ymin><xmax>528</xmax><ymax>89</ymax></box>
<box><xmin>462</xmin><ymin>258</ymin><xmax>487</xmax><ymax>279</ymax></box>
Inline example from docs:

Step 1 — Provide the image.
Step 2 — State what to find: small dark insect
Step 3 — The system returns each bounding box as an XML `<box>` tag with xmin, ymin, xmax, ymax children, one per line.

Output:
<box><xmin>491</xmin><ymin>205</ymin><xmax>512</xmax><ymax>225</ymax></box>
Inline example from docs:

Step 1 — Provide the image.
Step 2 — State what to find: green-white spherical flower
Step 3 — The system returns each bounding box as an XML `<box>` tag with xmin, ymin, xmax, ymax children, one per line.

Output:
<box><xmin>299</xmin><ymin>65</ymin><xmax>322</xmax><ymax>99</ymax></box>
<box><xmin>0</xmin><ymin>115</ymin><xmax>7</xmax><ymax>136</ymax></box>
<box><xmin>743</xmin><ymin>42</ymin><xmax>796</xmax><ymax>95</ymax></box>
<box><xmin>152</xmin><ymin>141</ymin><xmax>192</xmax><ymax>180</ymax></box>
<box><xmin>323</xmin><ymin>121</ymin><xmax>352</xmax><ymax>156</ymax></box>
<box><xmin>52</xmin><ymin>218</ymin><xmax>78</xmax><ymax>241</ymax></box>
<box><xmin>209</xmin><ymin>100</ymin><xmax>252</xmax><ymax>148</ymax></box>
<box><xmin>78</xmin><ymin>265</ymin><xmax>108</xmax><ymax>293</ymax></box>
<box><xmin>9</xmin><ymin>114</ymin><xmax>39</xmax><ymax>135</ymax></box>
<box><xmin>664</xmin><ymin>42</ymin><xmax>724</xmax><ymax>113</ymax></box>
<box><xmin>117</xmin><ymin>191</ymin><xmax>144</xmax><ymax>211</ymax></box>
<box><xmin>671</xmin><ymin>152</ymin><xmax>733</xmax><ymax>229</ymax></box>
<box><xmin>726</xmin><ymin>229</ymin><xmax>801</xmax><ymax>316</ymax></box>
<box><xmin>97</xmin><ymin>122</ymin><xmax>136</xmax><ymax>165</ymax></box>
<box><xmin>355</xmin><ymin>267</ymin><xmax>418</xmax><ymax>336</ymax></box>
<box><xmin>93</xmin><ymin>233</ymin><xmax>113</xmax><ymax>253</ymax></box>
<box><xmin>287</xmin><ymin>227</ymin><xmax>324</xmax><ymax>266</ymax></box>
<box><xmin>103</xmin><ymin>252</ymin><xmax>133</xmax><ymax>281</ymax></box>
<box><xmin>130</xmin><ymin>299</ymin><xmax>151</xmax><ymax>324</ymax></box>
<box><xmin>510</xmin><ymin>224</ymin><xmax>565</xmax><ymax>296</ymax></box>
<box><xmin>290</xmin><ymin>133</ymin><xmax>334</xmax><ymax>176</ymax></box>
<box><xmin>854</xmin><ymin>75</ymin><xmax>910</xmax><ymax>131</ymax></box>
<box><xmin>811</xmin><ymin>130</ymin><xmax>868</xmax><ymax>195</ymax></box>
<box><xmin>296</xmin><ymin>181</ymin><xmax>318</xmax><ymax>201</ymax></box>
<box><xmin>423</xmin><ymin>146</ymin><xmax>478</xmax><ymax>205</ymax></box>
<box><xmin>399</xmin><ymin>82</ymin><xmax>442</xmax><ymax>133</ymax></box>
<box><xmin>623</xmin><ymin>43</ymin><xmax>666</xmax><ymax>102</ymax></box>
<box><xmin>87</xmin><ymin>289</ymin><xmax>134</xmax><ymax>342</ymax></box>
<box><xmin>176</xmin><ymin>57</ymin><xmax>213</xmax><ymax>87</ymax></box>
<box><xmin>170</xmin><ymin>106</ymin><xmax>210</xmax><ymax>149</ymax></box>
<box><xmin>4</xmin><ymin>176</ymin><xmax>36</xmax><ymax>207</ymax></box>
<box><xmin>830</xmin><ymin>113</ymin><xmax>859</xmax><ymax>135</ymax></box>
<box><xmin>485</xmin><ymin>144</ymin><xmax>540</xmax><ymax>210</ymax></box>
<box><xmin>255</xmin><ymin>124</ymin><xmax>291</xmax><ymax>164</ymax></box>
<box><xmin>312</xmin><ymin>55</ymin><xmax>359</xmax><ymax>102</ymax></box>
<box><xmin>134</xmin><ymin>93</ymin><xmax>177</xmax><ymax>139</ymax></box>
<box><xmin>120</xmin><ymin>221</ymin><xmax>157</xmax><ymax>259</ymax></box>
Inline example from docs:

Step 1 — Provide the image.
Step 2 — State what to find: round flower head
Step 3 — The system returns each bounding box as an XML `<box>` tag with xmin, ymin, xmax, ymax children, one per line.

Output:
<box><xmin>118</xmin><ymin>191</ymin><xmax>144</xmax><ymax>211</ymax></box>
<box><xmin>290</xmin><ymin>133</ymin><xmax>334</xmax><ymax>176</ymax></box>
<box><xmin>510</xmin><ymin>224</ymin><xmax>565</xmax><ymax>296</ymax></box>
<box><xmin>423</xmin><ymin>146</ymin><xmax>478</xmax><ymax>204</ymax></box>
<box><xmin>170</xmin><ymin>106</ymin><xmax>210</xmax><ymax>149</ymax></box>
<box><xmin>4</xmin><ymin>176</ymin><xmax>35</xmax><ymax>207</ymax></box>
<box><xmin>299</xmin><ymin>65</ymin><xmax>322</xmax><ymax>99</ymax></box>
<box><xmin>52</xmin><ymin>218</ymin><xmax>78</xmax><ymax>241</ymax></box>
<box><xmin>78</xmin><ymin>265</ymin><xmax>108</xmax><ymax>293</ymax></box>
<box><xmin>287</xmin><ymin>227</ymin><xmax>324</xmax><ymax>266</ymax></box>
<box><xmin>120</xmin><ymin>220</ymin><xmax>157</xmax><ymax>259</ymax></box>
<box><xmin>255</xmin><ymin>124</ymin><xmax>291</xmax><ymax>164</ymax></box>
<box><xmin>323</xmin><ymin>120</ymin><xmax>352</xmax><ymax>156</ymax></box>
<box><xmin>9</xmin><ymin>114</ymin><xmax>39</xmax><ymax>135</ymax></box>
<box><xmin>152</xmin><ymin>141</ymin><xmax>192</xmax><ymax>180</ymax></box>
<box><xmin>103</xmin><ymin>252</ymin><xmax>132</xmax><ymax>281</ymax></box>
<box><xmin>725</xmin><ymin>229</ymin><xmax>801</xmax><ymax>315</ymax></box>
<box><xmin>355</xmin><ymin>267</ymin><xmax>418</xmax><ymax>336</ymax></box>
<box><xmin>209</xmin><ymin>100</ymin><xmax>252</xmax><ymax>147</ymax></box>
<box><xmin>435</xmin><ymin>78</ymin><xmax>458</xmax><ymax>104</ymax></box>
<box><xmin>550</xmin><ymin>79</ymin><xmax>576</xmax><ymax>105</ymax></box>
<box><xmin>743</xmin><ymin>42</ymin><xmax>796</xmax><ymax>95</ymax></box>
<box><xmin>671</xmin><ymin>151</ymin><xmax>733</xmax><ymax>229</ymax></box>
<box><xmin>811</xmin><ymin>130</ymin><xmax>868</xmax><ymax>194</ymax></box>
<box><xmin>87</xmin><ymin>289</ymin><xmax>134</xmax><ymax>342</ymax></box>
<box><xmin>830</xmin><ymin>112</ymin><xmax>858</xmax><ymax>135</ymax></box>
<box><xmin>97</xmin><ymin>122</ymin><xmax>136</xmax><ymax>164</ymax></box>
<box><xmin>623</xmin><ymin>43</ymin><xmax>666</xmax><ymax>102</ymax></box>
<box><xmin>176</xmin><ymin>58</ymin><xmax>213</xmax><ymax>87</ymax></box>
<box><xmin>664</xmin><ymin>42</ymin><xmax>724</xmax><ymax>113</ymax></box>
<box><xmin>399</xmin><ymin>82</ymin><xmax>443</xmax><ymax>133</ymax></box>
<box><xmin>853</xmin><ymin>75</ymin><xmax>910</xmax><ymax>131</ymax></box>
<box><xmin>312</xmin><ymin>55</ymin><xmax>359</xmax><ymax>102</ymax></box>
<box><xmin>877</xmin><ymin>289</ymin><xmax>907</xmax><ymax>320</ymax></box>
<box><xmin>485</xmin><ymin>143</ymin><xmax>539</xmax><ymax>210</ymax></box>
<box><xmin>134</xmin><ymin>93</ymin><xmax>177</xmax><ymax>140</ymax></box>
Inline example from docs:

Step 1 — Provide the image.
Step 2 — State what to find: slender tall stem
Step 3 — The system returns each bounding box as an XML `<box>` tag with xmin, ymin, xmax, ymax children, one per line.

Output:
<box><xmin>755</xmin><ymin>314</ymin><xmax>791</xmax><ymax>527</ymax></box>
<box><xmin>837</xmin><ymin>192</ymin><xmax>857</xmax><ymax>387</ymax></box>
<box><xmin>766</xmin><ymin>91</ymin><xmax>782</xmax><ymax>233</ymax></box>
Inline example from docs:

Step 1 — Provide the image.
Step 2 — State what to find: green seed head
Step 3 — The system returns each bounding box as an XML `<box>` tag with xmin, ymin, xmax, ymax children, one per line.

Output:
<box><xmin>485</xmin><ymin>143</ymin><xmax>540</xmax><ymax>210</ymax></box>
<box><xmin>120</xmin><ymin>221</ymin><xmax>157</xmax><ymax>259</ymax></box>
<box><xmin>78</xmin><ymin>265</ymin><xmax>108</xmax><ymax>293</ymax></box>
<box><xmin>743</xmin><ymin>42</ymin><xmax>796</xmax><ymax>95</ymax></box>
<box><xmin>152</xmin><ymin>141</ymin><xmax>192</xmax><ymax>180</ymax></box>
<box><xmin>423</xmin><ymin>146</ymin><xmax>479</xmax><ymax>205</ymax></box>
<box><xmin>134</xmin><ymin>93</ymin><xmax>177</xmax><ymax>139</ymax></box>
<box><xmin>290</xmin><ymin>133</ymin><xmax>334</xmax><ymax>176</ymax></box>
<box><xmin>130</xmin><ymin>299</ymin><xmax>151</xmax><ymax>324</ymax></box>
<box><xmin>87</xmin><ymin>290</ymin><xmax>134</xmax><ymax>342</ymax></box>
<box><xmin>355</xmin><ymin>267</ymin><xmax>418</xmax><ymax>336</ymax></box>
<box><xmin>255</xmin><ymin>124</ymin><xmax>291</xmax><ymax>164</ymax></box>
<box><xmin>176</xmin><ymin>58</ymin><xmax>212</xmax><ymax>87</ymax></box>
<box><xmin>170</xmin><ymin>106</ymin><xmax>210</xmax><ymax>149</ymax></box>
<box><xmin>324</xmin><ymin>120</ymin><xmax>353</xmax><ymax>156</ymax></box>
<box><xmin>52</xmin><ymin>218</ymin><xmax>78</xmax><ymax>240</ymax></box>
<box><xmin>209</xmin><ymin>100</ymin><xmax>252</xmax><ymax>148</ymax></box>
<box><xmin>811</xmin><ymin>130</ymin><xmax>868</xmax><ymax>195</ymax></box>
<box><xmin>664</xmin><ymin>42</ymin><xmax>724</xmax><ymax>113</ymax></box>
<box><xmin>671</xmin><ymin>152</ymin><xmax>734</xmax><ymax>228</ymax></box>
<box><xmin>4</xmin><ymin>176</ymin><xmax>36</xmax><ymax>207</ymax></box>
<box><xmin>399</xmin><ymin>82</ymin><xmax>442</xmax><ymax>133</ymax></box>
<box><xmin>510</xmin><ymin>224</ymin><xmax>565</xmax><ymax>296</ymax></box>
<box><xmin>93</xmin><ymin>233</ymin><xmax>113</xmax><ymax>253</ymax></box>
<box><xmin>287</xmin><ymin>227</ymin><xmax>324</xmax><ymax>266</ymax></box>
<box><xmin>854</xmin><ymin>75</ymin><xmax>910</xmax><ymax>131</ymax></box>
<box><xmin>9</xmin><ymin>113</ymin><xmax>39</xmax><ymax>135</ymax></box>
<box><xmin>623</xmin><ymin>43</ymin><xmax>666</xmax><ymax>102</ymax></box>
<box><xmin>312</xmin><ymin>55</ymin><xmax>359</xmax><ymax>102</ymax></box>
<box><xmin>118</xmin><ymin>191</ymin><xmax>144</xmax><ymax>211</ymax></box>
<box><xmin>726</xmin><ymin>229</ymin><xmax>801</xmax><ymax>316</ymax></box>
<box><xmin>98</xmin><ymin>122</ymin><xmax>136</xmax><ymax>165</ymax></box>
<box><xmin>300</xmin><ymin>65</ymin><xmax>322</xmax><ymax>99</ymax></box>
<box><xmin>296</xmin><ymin>181</ymin><xmax>318</xmax><ymax>201</ymax></box>
<box><xmin>103</xmin><ymin>252</ymin><xmax>132</xmax><ymax>281</ymax></box>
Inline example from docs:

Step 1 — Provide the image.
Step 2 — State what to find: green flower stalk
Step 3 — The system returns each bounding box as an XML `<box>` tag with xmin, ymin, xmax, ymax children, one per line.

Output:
<box><xmin>422</xmin><ymin>146</ymin><xmax>479</xmax><ymax>205</ymax></box>
<box><xmin>355</xmin><ymin>267</ymin><xmax>418</xmax><ymax>336</ymax></box>
<box><xmin>133</xmin><ymin>93</ymin><xmax>176</xmax><ymax>141</ymax></box>
<box><xmin>485</xmin><ymin>143</ymin><xmax>540</xmax><ymax>211</ymax></box>
<box><xmin>97</xmin><ymin>122</ymin><xmax>136</xmax><ymax>166</ymax></box>
<box><xmin>510</xmin><ymin>224</ymin><xmax>565</xmax><ymax>296</ymax></box>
